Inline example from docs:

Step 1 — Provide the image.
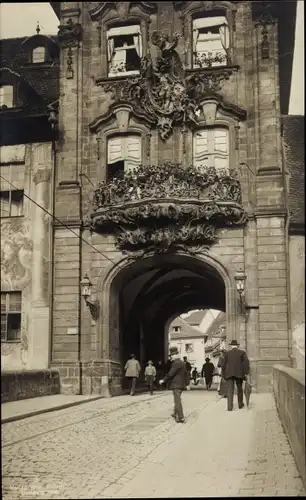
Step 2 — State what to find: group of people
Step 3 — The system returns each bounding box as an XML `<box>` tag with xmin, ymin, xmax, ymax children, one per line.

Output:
<box><xmin>124</xmin><ymin>339</ymin><xmax>250</xmax><ymax>422</ymax></box>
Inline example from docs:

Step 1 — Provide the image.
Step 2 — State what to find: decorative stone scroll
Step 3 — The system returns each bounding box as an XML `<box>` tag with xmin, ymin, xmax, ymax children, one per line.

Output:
<box><xmin>58</xmin><ymin>18</ymin><xmax>82</xmax><ymax>79</ymax></box>
<box><xmin>90</xmin><ymin>162</ymin><xmax>247</xmax><ymax>254</ymax></box>
<box><xmin>97</xmin><ymin>30</ymin><xmax>243</xmax><ymax>140</ymax></box>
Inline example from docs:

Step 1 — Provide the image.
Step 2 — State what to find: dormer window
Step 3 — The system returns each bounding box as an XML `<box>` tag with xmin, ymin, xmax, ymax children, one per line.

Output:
<box><xmin>32</xmin><ymin>46</ymin><xmax>46</xmax><ymax>63</ymax></box>
<box><xmin>107</xmin><ymin>25</ymin><xmax>142</xmax><ymax>77</ymax></box>
<box><xmin>0</xmin><ymin>85</ymin><xmax>14</xmax><ymax>108</ymax></box>
<box><xmin>193</xmin><ymin>15</ymin><xmax>229</xmax><ymax>68</ymax></box>
<box><xmin>107</xmin><ymin>134</ymin><xmax>142</xmax><ymax>181</ymax></box>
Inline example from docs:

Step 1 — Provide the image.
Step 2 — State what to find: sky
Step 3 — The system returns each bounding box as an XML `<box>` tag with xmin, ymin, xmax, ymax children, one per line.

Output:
<box><xmin>0</xmin><ymin>1</ymin><xmax>304</xmax><ymax>115</ymax></box>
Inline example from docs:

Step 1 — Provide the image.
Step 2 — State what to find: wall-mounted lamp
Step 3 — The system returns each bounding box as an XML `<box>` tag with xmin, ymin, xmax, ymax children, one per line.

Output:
<box><xmin>80</xmin><ymin>274</ymin><xmax>99</xmax><ymax>321</ymax></box>
<box><xmin>235</xmin><ymin>270</ymin><xmax>249</xmax><ymax>315</ymax></box>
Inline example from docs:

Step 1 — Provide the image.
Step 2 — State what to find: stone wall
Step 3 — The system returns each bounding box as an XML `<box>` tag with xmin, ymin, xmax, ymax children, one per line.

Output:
<box><xmin>1</xmin><ymin>369</ymin><xmax>60</xmax><ymax>403</ymax></box>
<box><xmin>1</xmin><ymin>143</ymin><xmax>52</xmax><ymax>371</ymax></box>
<box><xmin>51</xmin><ymin>2</ymin><xmax>291</xmax><ymax>395</ymax></box>
<box><xmin>289</xmin><ymin>236</ymin><xmax>305</xmax><ymax>369</ymax></box>
<box><xmin>273</xmin><ymin>364</ymin><xmax>305</xmax><ymax>488</ymax></box>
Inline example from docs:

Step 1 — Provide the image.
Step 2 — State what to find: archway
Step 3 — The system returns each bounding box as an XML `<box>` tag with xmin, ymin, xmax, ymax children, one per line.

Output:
<box><xmin>98</xmin><ymin>252</ymin><xmax>237</xmax><ymax>390</ymax></box>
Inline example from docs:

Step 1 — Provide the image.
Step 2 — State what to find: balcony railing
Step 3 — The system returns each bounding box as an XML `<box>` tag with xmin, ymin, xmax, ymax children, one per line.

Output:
<box><xmin>90</xmin><ymin>162</ymin><xmax>247</xmax><ymax>254</ymax></box>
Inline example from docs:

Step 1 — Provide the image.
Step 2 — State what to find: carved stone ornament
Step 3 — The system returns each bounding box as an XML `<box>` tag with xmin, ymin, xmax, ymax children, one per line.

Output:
<box><xmin>96</xmin><ymin>31</ymin><xmax>243</xmax><ymax>140</ymax></box>
<box><xmin>90</xmin><ymin>162</ymin><xmax>247</xmax><ymax>254</ymax></box>
<box><xmin>57</xmin><ymin>18</ymin><xmax>82</xmax><ymax>48</ymax></box>
<box><xmin>88</xmin><ymin>2</ymin><xmax>157</xmax><ymax>21</ymax></box>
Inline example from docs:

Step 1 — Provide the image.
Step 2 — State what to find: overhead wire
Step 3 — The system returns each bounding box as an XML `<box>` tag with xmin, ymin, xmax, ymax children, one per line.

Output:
<box><xmin>0</xmin><ymin>174</ymin><xmax>120</xmax><ymax>268</ymax></box>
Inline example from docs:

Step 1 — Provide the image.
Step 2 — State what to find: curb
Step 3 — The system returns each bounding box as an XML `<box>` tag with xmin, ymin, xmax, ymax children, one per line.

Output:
<box><xmin>1</xmin><ymin>396</ymin><xmax>104</xmax><ymax>424</ymax></box>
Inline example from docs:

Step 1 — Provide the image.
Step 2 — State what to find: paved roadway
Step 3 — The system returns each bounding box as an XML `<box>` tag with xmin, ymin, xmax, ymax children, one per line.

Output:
<box><xmin>2</xmin><ymin>390</ymin><xmax>305</xmax><ymax>498</ymax></box>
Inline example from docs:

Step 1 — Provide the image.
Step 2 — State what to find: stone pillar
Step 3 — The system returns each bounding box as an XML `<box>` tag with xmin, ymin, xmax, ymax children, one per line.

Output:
<box><xmin>28</xmin><ymin>168</ymin><xmax>51</xmax><ymax>369</ymax></box>
<box><xmin>32</xmin><ymin>168</ymin><xmax>51</xmax><ymax>305</ymax></box>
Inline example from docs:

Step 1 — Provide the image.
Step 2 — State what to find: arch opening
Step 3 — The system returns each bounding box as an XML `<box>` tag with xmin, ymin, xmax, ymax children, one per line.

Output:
<box><xmin>106</xmin><ymin>253</ymin><xmax>231</xmax><ymax>383</ymax></box>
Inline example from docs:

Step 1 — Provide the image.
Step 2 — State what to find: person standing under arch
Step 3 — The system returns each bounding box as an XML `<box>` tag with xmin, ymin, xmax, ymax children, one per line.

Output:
<box><xmin>124</xmin><ymin>353</ymin><xmax>141</xmax><ymax>396</ymax></box>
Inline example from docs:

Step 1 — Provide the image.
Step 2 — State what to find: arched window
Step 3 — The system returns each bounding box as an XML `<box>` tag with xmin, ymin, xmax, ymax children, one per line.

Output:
<box><xmin>192</xmin><ymin>13</ymin><xmax>229</xmax><ymax>68</ymax></box>
<box><xmin>107</xmin><ymin>25</ymin><xmax>142</xmax><ymax>77</ymax></box>
<box><xmin>0</xmin><ymin>85</ymin><xmax>14</xmax><ymax>108</ymax></box>
<box><xmin>107</xmin><ymin>134</ymin><xmax>142</xmax><ymax>180</ymax></box>
<box><xmin>32</xmin><ymin>46</ymin><xmax>46</xmax><ymax>63</ymax></box>
<box><xmin>193</xmin><ymin>128</ymin><xmax>229</xmax><ymax>171</ymax></box>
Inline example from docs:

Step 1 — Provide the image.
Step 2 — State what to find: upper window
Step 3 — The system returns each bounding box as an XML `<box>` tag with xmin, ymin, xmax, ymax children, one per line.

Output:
<box><xmin>107</xmin><ymin>25</ymin><xmax>142</xmax><ymax>77</ymax></box>
<box><xmin>1</xmin><ymin>291</ymin><xmax>22</xmax><ymax>342</ymax></box>
<box><xmin>0</xmin><ymin>85</ymin><xmax>14</xmax><ymax>108</ymax></box>
<box><xmin>193</xmin><ymin>128</ymin><xmax>229</xmax><ymax>171</ymax></box>
<box><xmin>32</xmin><ymin>46</ymin><xmax>46</xmax><ymax>64</ymax></box>
<box><xmin>107</xmin><ymin>134</ymin><xmax>142</xmax><ymax>180</ymax></box>
<box><xmin>192</xmin><ymin>16</ymin><xmax>229</xmax><ymax>69</ymax></box>
<box><xmin>0</xmin><ymin>190</ymin><xmax>24</xmax><ymax>217</ymax></box>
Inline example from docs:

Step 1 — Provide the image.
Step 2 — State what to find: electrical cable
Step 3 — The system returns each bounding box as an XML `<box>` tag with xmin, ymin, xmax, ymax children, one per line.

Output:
<box><xmin>0</xmin><ymin>174</ymin><xmax>120</xmax><ymax>268</ymax></box>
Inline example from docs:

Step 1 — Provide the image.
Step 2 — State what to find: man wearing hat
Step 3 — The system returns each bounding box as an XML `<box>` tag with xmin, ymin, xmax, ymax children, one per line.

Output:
<box><xmin>221</xmin><ymin>339</ymin><xmax>250</xmax><ymax>411</ymax></box>
<box><xmin>159</xmin><ymin>346</ymin><xmax>187</xmax><ymax>423</ymax></box>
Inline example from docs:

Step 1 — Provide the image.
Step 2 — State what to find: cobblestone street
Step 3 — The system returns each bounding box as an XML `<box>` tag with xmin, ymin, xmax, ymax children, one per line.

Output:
<box><xmin>2</xmin><ymin>390</ymin><xmax>305</xmax><ymax>499</ymax></box>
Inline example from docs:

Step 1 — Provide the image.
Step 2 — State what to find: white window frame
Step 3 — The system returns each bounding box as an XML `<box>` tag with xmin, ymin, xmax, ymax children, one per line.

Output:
<box><xmin>1</xmin><ymin>291</ymin><xmax>22</xmax><ymax>342</ymax></box>
<box><xmin>192</xmin><ymin>16</ymin><xmax>229</xmax><ymax>69</ymax></box>
<box><xmin>107</xmin><ymin>25</ymin><xmax>142</xmax><ymax>77</ymax></box>
<box><xmin>0</xmin><ymin>85</ymin><xmax>14</xmax><ymax>108</ymax></box>
<box><xmin>32</xmin><ymin>46</ymin><xmax>46</xmax><ymax>64</ymax></box>
<box><xmin>193</xmin><ymin>128</ymin><xmax>229</xmax><ymax>171</ymax></box>
<box><xmin>107</xmin><ymin>134</ymin><xmax>142</xmax><ymax>178</ymax></box>
<box><xmin>185</xmin><ymin>343</ymin><xmax>194</xmax><ymax>353</ymax></box>
<box><xmin>0</xmin><ymin>189</ymin><xmax>24</xmax><ymax>217</ymax></box>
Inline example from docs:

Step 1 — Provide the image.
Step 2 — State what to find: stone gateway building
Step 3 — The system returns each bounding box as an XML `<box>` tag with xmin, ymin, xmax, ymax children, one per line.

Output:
<box><xmin>0</xmin><ymin>1</ymin><xmax>304</xmax><ymax>397</ymax></box>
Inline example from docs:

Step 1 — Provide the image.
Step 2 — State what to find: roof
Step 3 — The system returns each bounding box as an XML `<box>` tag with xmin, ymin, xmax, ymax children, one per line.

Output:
<box><xmin>183</xmin><ymin>310</ymin><xmax>206</xmax><ymax>326</ymax></box>
<box><xmin>169</xmin><ymin>316</ymin><xmax>208</xmax><ymax>340</ymax></box>
<box><xmin>282</xmin><ymin>115</ymin><xmax>305</xmax><ymax>233</ymax></box>
<box><xmin>205</xmin><ymin>312</ymin><xmax>226</xmax><ymax>339</ymax></box>
<box><xmin>0</xmin><ymin>36</ymin><xmax>59</xmax><ymax>116</ymax></box>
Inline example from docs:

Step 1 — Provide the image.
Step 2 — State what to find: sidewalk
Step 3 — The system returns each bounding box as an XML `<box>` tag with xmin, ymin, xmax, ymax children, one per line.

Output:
<box><xmin>1</xmin><ymin>394</ymin><xmax>103</xmax><ymax>424</ymax></box>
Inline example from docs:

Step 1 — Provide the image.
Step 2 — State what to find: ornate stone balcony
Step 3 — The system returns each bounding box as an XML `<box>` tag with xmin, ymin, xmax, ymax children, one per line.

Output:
<box><xmin>90</xmin><ymin>163</ymin><xmax>247</xmax><ymax>256</ymax></box>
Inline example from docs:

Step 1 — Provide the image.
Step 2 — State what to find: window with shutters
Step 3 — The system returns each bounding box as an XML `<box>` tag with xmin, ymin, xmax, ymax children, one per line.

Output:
<box><xmin>192</xmin><ymin>15</ymin><xmax>229</xmax><ymax>68</ymax></box>
<box><xmin>107</xmin><ymin>25</ymin><xmax>142</xmax><ymax>77</ymax></box>
<box><xmin>32</xmin><ymin>46</ymin><xmax>46</xmax><ymax>63</ymax></box>
<box><xmin>1</xmin><ymin>291</ymin><xmax>22</xmax><ymax>342</ymax></box>
<box><xmin>107</xmin><ymin>134</ymin><xmax>142</xmax><ymax>180</ymax></box>
<box><xmin>193</xmin><ymin>128</ymin><xmax>229</xmax><ymax>171</ymax></box>
<box><xmin>0</xmin><ymin>85</ymin><xmax>14</xmax><ymax>108</ymax></box>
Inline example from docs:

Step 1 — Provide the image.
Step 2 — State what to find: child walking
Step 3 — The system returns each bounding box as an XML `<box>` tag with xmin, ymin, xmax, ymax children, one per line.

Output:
<box><xmin>145</xmin><ymin>360</ymin><xmax>157</xmax><ymax>395</ymax></box>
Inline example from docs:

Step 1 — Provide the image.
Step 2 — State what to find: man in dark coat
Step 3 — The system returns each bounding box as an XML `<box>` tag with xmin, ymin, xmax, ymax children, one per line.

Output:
<box><xmin>159</xmin><ymin>346</ymin><xmax>187</xmax><ymax>423</ymax></box>
<box><xmin>222</xmin><ymin>339</ymin><xmax>250</xmax><ymax>411</ymax></box>
<box><xmin>201</xmin><ymin>357</ymin><xmax>215</xmax><ymax>390</ymax></box>
<box><xmin>183</xmin><ymin>356</ymin><xmax>192</xmax><ymax>389</ymax></box>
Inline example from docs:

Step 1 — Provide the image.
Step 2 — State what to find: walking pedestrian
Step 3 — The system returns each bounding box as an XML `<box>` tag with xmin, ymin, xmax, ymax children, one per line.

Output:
<box><xmin>159</xmin><ymin>346</ymin><xmax>187</xmax><ymax>423</ymax></box>
<box><xmin>201</xmin><ymin>357</ymin><xmax>215</xmax><ymax>390</ymax></box>
<box><xmin>183</xmin><ymin>356</ymin><xmax>192</xmax><ymax>390</ymax></box>
<box><xmin>144</xmin><ymin>360</ymin><xmax>156</xmax><ymax>395</ymax></box>
<box><xmin>192</xmin><ymin>367</ymin><xmax>198</xmax><ymax>385</ymax></box>
<box><xmin>221</xmin><ymin>340</ymin><xmax>250</xmax><ymax>411</ymax></box>
<box><xmin>124</xmin><ymin>353</ymin><xmax>141</xmax><ymax>396</ymax></box>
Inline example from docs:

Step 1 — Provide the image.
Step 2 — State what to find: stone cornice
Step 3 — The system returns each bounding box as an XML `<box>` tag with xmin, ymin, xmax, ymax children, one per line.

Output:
<box><xmin>254</xmin><ymin>208</ymin><xmax>287</xmax><ymax>218</ymax></box>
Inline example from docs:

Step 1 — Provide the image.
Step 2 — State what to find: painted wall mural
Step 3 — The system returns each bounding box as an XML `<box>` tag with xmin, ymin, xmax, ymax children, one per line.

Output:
<box><xmin>1</xmin><ymin>218</ymin><xmax>33</xmax><ymax>289</ymax></box>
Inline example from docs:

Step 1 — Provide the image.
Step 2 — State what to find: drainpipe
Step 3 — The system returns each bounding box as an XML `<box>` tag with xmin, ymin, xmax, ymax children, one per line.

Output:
<box><xmin>48</xmin><ymin>106</ymin><xmax>58</xmax><ymax>367</ymax></box>
<box><xmin>77</xmin><ymin>15</ymin><xmax>83</xmax><ymax>395</ymax></box>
